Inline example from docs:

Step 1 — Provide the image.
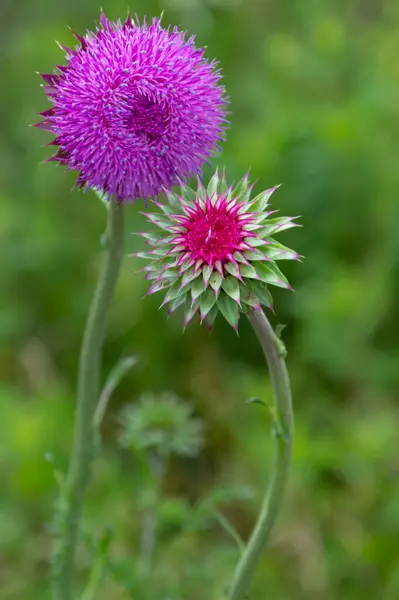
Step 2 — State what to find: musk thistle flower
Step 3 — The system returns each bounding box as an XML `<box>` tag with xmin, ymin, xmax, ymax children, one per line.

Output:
<box><xmin>35</xmin><ymin>12</ymin><xmax>227</xmax><ymax>201</ymax></box>
<box><xmin>136</xmin><ymin>170</ymin><xmax>300</xmax><ymax>330</ymax></box>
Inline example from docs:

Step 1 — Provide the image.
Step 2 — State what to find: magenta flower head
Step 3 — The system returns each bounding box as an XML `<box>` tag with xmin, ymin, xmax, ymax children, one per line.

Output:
<box><xmin>135</xmin><ymin>170</ymin><xmax>300</xmax><ymax>331</ymax></box>
<box><xmin>35</xmin><ymin>12</ymin><xmax>227</xmax><ymax>201</ymax></box>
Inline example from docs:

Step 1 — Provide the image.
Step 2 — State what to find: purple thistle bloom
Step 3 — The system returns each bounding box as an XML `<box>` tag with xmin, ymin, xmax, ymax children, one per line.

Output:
<box><xmin>35</xmin><ymin>12</ymin><xmax>228</xmax><ymax>201</ymax></box>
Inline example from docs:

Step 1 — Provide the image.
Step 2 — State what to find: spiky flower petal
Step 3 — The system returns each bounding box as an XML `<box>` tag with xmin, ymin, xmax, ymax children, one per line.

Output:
<box><xmin>136</xmin><ymin>170</ymin><xmax>300</xmax><ymax>330</ymax></box>
<box><xmin>35</xmin><ymin>12</ymin><xmax>227</xmax><ymax>202</ymax></box>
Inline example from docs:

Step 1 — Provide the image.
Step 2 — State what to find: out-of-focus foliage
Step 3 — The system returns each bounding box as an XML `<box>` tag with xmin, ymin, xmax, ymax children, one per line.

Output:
<box><xmin>1</xmin><ymin>0</ymin><xmax>399</xmax><ymax>598</ymax></box>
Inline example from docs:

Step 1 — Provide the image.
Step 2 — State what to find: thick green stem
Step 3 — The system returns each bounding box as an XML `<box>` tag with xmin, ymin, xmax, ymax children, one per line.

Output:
<box><xmin>228</xmin><ymin>308</ymin><xmax>294</xmax><ymax>600</ymax></box>
<box><xmin>51</xmin><ymin>200</ymin><xmax>125</xmax><ymax>600</ymax></box>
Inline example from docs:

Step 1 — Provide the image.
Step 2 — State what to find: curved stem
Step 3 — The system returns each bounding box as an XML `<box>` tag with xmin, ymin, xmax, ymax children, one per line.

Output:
<box><xmin>228</xmin><ymin>308</ymin><xmax>294</xmax><ymax>600</ymax></box>
<box><xmin>51</xmin><ymin>199</ymin><xmax>125</xmax><ymax>600</ymax></box>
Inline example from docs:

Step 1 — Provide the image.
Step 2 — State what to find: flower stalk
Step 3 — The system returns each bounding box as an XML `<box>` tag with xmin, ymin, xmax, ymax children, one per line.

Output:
<box><xmin>51</xmin><ymin>199</ymin><xmax>125</xmax><ymax>600</ymax></box>
<box><xmin>228</xmin><ymin>307</ymin><xmax>294</xmax><ymax>600</ymax></box>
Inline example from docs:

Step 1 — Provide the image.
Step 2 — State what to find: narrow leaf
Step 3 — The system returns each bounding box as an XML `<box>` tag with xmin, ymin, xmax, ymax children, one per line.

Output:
<box><xmin>181</xmin><ymin>266</ymin><xmax>201</xmax><ymax>289</ymax></box>
<box><xmin>246</xmin><ymin>281</ymin><xmax>274</xmax><ymax>308</ymax></box>
<box><xmin>222</xmin><ymin>276</ymin><xmax>241</xmax><ymax>305</ymax></box>
<box><xmin>225</xmin><ymin>262</ymin><xmax>242</xmax><ymax>280</ymax></box>
<box><xmin>217</xmin><ymin>293</ymin><xmax>240</xmax><ymax>330</ymax></box>
<box><xmin>259</xmin><ymin>216</ymin><xmax>300</xmax><ymax>237</ymax></box>
<box><xmin>200</xmin><ymin>288</ymin><xmax>217</xmax><ymax>320</ymax></box>
<box><xmin>191</xmin><ymin>277</ymin><xmax>206</xmax><ymax>302</ymax></box>
<box><xmin>250</xmin><ymin>186</ymin><xmax>279</xmax><ymax>213</ymax></box>
<box><xmin>254</xmin><ymin>262</ymin><xmax>290</xmax><ymax>288</ymax></box>
<box><xmin>207</xmin><ymin>169</ymin><xmax>219</xmax><ymax>199</ymax></box>
<box><xmin>238</xmin><ymin>264</ymin><xmax>259</xmax><ymax>279</ymax></box>
<box><xmin>203</xmin><ymin>264</ymin><xmax>214</xmax><ymax>287</ymax></box>
<box><xmin>204</xmin><ymin>304</ymin><xmax>218</xmax><ymax>330</ymax></box>
<box><xmin>168</xmin><ymin>292</ymin><xmax>187</xmax><ymax>314</ymax></box>
<box><xmin>232</xmin><ymin>174</ymin><xmax>250</xmax><ymax>202</ymax></box>
<box><xmin>209</xmin><ymin>271</ymin><xmax>223</xmax><ymax>294</ymax></box>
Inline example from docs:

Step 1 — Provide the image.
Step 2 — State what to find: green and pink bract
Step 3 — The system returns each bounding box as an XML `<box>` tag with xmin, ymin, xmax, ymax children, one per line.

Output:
<box><xmin>136</xmin><ymin>171</ymin><xmax>300</xmax><ymax>330</ymax></box>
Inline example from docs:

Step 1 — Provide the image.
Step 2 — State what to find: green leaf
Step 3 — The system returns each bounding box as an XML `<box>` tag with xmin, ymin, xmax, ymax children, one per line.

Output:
<box><xmin>217</xmin><ymin>293</ymin><xmax>240</xmax><ymax>330</ymax></box>
<box><xmin>209</xmin><ymin>271</ymin><xmax>223</xmax><ymax>294</ymax></box>
<box><xmin>207</xmin><ymin>169</ymin><xmax>219</xmax><ymax>199</ymax></box>
<box><xmin>165</xmin><ymin>190</ymin><xmax>182</xmax><ymax>209</ymax></box>
<box><xmin>238</xmin><ymin>264</ymin><xmax>259</xmax><ymax>279</ymax></box>
<box><xmin>191</xmin><ymin>277</ymin><xmax>205</xmax><ymax>302</ymax></box>
<box><xmin>225</xmin><ymin>262</ymin><xmax>241</xmax><ymax>279</ymax></box>
<box><xmin>243</xmin><ymin>249</ymin><xmax>267</xmax><ymax>261</ymax></box>
<box><xmin>168</xmin><ymin>292</ymin><xmax>187</xmax><ymax>314</ymax></box>
<box><xmin>250</xmin><ymin>186</ymin><xmax>279</xmax><ymax>213</ymax></box>
<box><xmin>232</xmin><ymin>174</ymin><xmax>250</xmax><ymax>202</ymax></box>
<box><xmin>259</xmin><ymin>216</ymin><xmax>300</xmax><ymax>237</ymax></box>
<box><xmin>219</xmin><ymin>170</ymin><xmax>229</xmax><ymax>194</ymax></box>
<box><xmin>203</xmin><ymin>264</ymin><xmax>214</xmax><ymax>286</ymax></box>
<box><xmin>161</xmin><ymin>281</ymin><xmax>183</xmax><ymax>306</ymax></box>
<box><xmin>204</xmin><ymin>304</ymin><xmax>218</xmax><ymax>330</ymax></box>
<box><xmin>246</xmin><ymin>397</ymin><xmax>267</xmax><ymax>407</ymax></box>
<box><xmin>196</xmin><ymin>180</ymin><xmax>207</xmax><ymax>200</ymax></box>
<box><xmin>246</xmin><ymin>281</ymin><xmax>274</xmax><ymax>308</ymax></box>
<box><xmin>264</xmin><ymin>241</ymin><xmax>300</xmax><ymax>261</ymax></box>
<box><xmin>241</xmin><ymin>288</ymin><xmax>261</xmax><ymax>309</ymax></box>
<box><xmin>142</xmin><ymin>211</ymin><xmax>173</xmax><ymax>231</ymax></box>
<box><xmin>93</xmin><ymin>357</ymin><xmax>137</xmax><ymax>436</ymax></box>
<box><xmin>184</xmin><ymin>297</ymin><xmax>200</xmax><ymax>328</ymax></box>
<box><xmin>244</xmin><ymin>236</ymin><xmax>269</xmax><ymax>248</ymax></box>
<box><xmin>180</xmin><ymin>184</ymin><xmax>197</xmax><ymax>203</ymax></box>
<box><xmin>200</xmin><ymin>289</ymin><xmax>217</xmax><ymax>320</ymax></box>
<box><xmin>181</xmin><ymin>266</ymin><xmax>200</xmax><ymax>289</ymax></box>
<box><xmin>222</xmin><ymin>276</ymin><xmax>241</xmax><ymax>305</ymax></box>
<box><xmin>253</xmin><ymin>262</ymin><xmax>290</xmax><ymax>288</ymax></box>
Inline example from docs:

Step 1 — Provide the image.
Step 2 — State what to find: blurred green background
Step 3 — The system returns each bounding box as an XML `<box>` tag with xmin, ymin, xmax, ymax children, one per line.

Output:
<box><xmin>2</xmin><ymin>0</ymin><xmax>399</xmax><ymax>598</ymax></box>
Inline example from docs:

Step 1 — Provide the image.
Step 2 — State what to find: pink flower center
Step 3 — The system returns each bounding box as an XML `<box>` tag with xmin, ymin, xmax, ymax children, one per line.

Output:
<box><xmin>184</xmin><ymin>203</ymin><xmax>244</xmax><ymax>265</ymax></box>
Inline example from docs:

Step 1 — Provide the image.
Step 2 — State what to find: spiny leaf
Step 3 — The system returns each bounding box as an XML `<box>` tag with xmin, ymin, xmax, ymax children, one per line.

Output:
<box><xmin>244</xmin><ymin>236</ymin><xmax>269</xmax><ymax>248</ymax></box>
<box><xmin>184</xmin><ymin>297</ymin><xmax>200</xmax><ymax>328</ymax></box>
<box><xmin>203</xmin><ymin>264</ymin><xmax>214</xmax><ymax>287</ymax></box>
<box><xmin>232</xmin><ymin>174</ymin><xmax>250</xmax><ymax>202</ymax></box>
<box><xmin>238</xmin><ymin>264</ymin><xmax>259</xmax><ymax>279</ymax></box>
<box><xmin>179</xmin><ymin>184</ymin><xmax>197</xmax><ymax>204</ymax></box>
<box><xmin>254</xmin><ymin>262</ymin><xmax>290</xmax><ymax>288</ymax></box>
<box><xmin>246</xmin><ymin>281</ymin><xmax>274</xmax><ymax>308</ymax></box>
<box><xmin>225</xmin><ymin>262</ymin><xmax>242</xmax><ymax>280</ymax></box>
<box><xmin>164</xmin><ymin>190</ymin><xmax>181</xmax><ymax>209</ymax></box>
<box><xmin>217</xmin><ymin>293</ymin><xmax>240</xmax><ymax>330</ymax></box>
<box><xmin>142</xmin><ymin>212</ymin><xmax>173</xmax><ymax>231</ymax></box>
<box><xmin>204</xmin><ymin>304</ymin><xmax>218</xmax><ymax>330</ymax></box>
<box><xmin>180</xmin><ymin>266</ymin><xmax>201</xmax><ymax>289</ymax></box>
<box><xmin>264</xmin><ymin>241</ymin><xmax>300</xmax><ymax>261</ymax></box>
<box><xmin>209</xmin><ymin>271</ymin><xmax>223</xmax><ymax>294</ymax></box>
<box><xmin>249</xmin><ymin>186</ymin><xmax>279</xmax><ymax>213</ymax></box>
<box><xmin>200</xmin><ymin>289</ymin><xmax>217</xmax><ymax>320</ymax></box>
<box><xmin>160</xmin><ymin>281</ymin><xmax>183</xmax><ymax>306</ymax></box>
<box><xmin>222</xmin><ymin>276</ymin><xmax>241</xmax><ymax>305</ymax></box>
<box><xmin>168</xmin><ymin>292</ymin><xmax>187</xmax><ymax>314</ymax></box>
<box><xmin>207</xmin><ymin>169</ymin><xmax>219</xmax><ymax>199</ymax></box>
<box><xmin>259</xmin><ymin>216</ymin><xmax>300</xmax><ymax>237</ymax></box>
<box><xmin>243</xmin><ymin>249</ymin><xmax>268</xmax><ymax>261</ymax></box>
<box><xmin>191</xmin><ymin>277</ymin><xmax>206</xmax><ymax>302</ymax></box>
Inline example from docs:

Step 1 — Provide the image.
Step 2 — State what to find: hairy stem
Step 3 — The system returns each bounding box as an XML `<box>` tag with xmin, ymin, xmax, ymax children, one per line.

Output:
<box><xmin>228</xmin><ymin>308</ymin><xmax>294</xmax><ymax>600</ymax></box>
<box><xmin>51</xmin><ymin>199</ymin><xmax>125</xmax><ymax>600</ymax></box>
<box><xmin>139</xmin><ymin>454</ymin><xmax>166</xmax><ymax>579</ymax></box>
